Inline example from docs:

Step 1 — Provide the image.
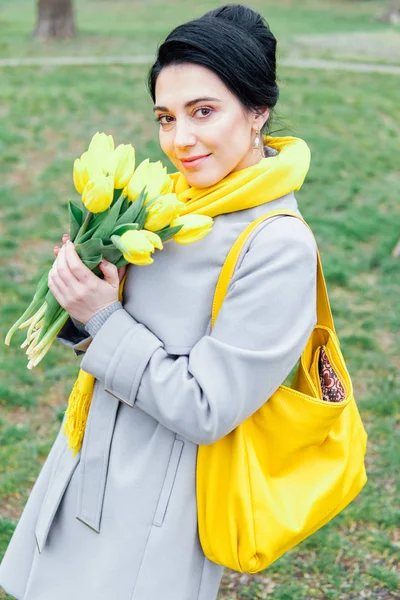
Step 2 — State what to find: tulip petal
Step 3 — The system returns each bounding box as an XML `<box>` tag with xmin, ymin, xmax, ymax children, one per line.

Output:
<box><xmin>82</xmin><ymin>175</ymin><xmax>114</xmax><ymax>213</ymax></box>
<box><xmin>171</xmin><ymin>215</ymin><xmax>213</xmax><ymax>245</ymax></box>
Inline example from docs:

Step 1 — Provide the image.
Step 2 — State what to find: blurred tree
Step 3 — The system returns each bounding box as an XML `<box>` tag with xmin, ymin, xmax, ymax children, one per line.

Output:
<box><xmin>380</xmin><ymin>0</ymin><xmax>400</xmax><ymax>23</ymax></box>
<box><xmin>34</xmin><ymin>0</ymin><xmax>76</xmax><ymax>40</ymax></box>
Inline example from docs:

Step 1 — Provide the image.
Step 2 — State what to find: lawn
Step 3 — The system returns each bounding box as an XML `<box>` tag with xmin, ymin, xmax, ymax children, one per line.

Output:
<box><xmin>0</xmin><ymin>1</ymin><xmax>399</xmax><ymax>599</ymax></box>
<box><xmin>0</xmin><ymin>0</ymin><xmax>396</xmax><ymax>61</ymax></box>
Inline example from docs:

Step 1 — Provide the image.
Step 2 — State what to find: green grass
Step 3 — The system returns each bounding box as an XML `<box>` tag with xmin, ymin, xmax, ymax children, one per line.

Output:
<box><xmin>0</xmin><ymin>0</ymin><xmax>396</xmax><ymax>60</ymax></box>
<box><xmin>0</xmin><ymin>2</ymin><xmax>399</xmax><ymax>599</ymax></box>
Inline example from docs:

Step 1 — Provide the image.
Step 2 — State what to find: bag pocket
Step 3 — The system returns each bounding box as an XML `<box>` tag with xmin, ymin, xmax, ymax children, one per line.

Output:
<box><xmin>310</xmin><ymin>346</ymin><xmax>323</xmax><ymax>398</ymax></box>
<box><xmin>152</xmin><ymin>439</ymin><xmax>184</xmax><ymax>527</ymax></box>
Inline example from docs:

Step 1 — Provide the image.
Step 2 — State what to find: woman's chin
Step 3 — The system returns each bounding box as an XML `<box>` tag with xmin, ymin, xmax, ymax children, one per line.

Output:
<box><xmin>184</xmin><ymin>171</ymin><xmax>222</xmax><ymax>189</ymax></box>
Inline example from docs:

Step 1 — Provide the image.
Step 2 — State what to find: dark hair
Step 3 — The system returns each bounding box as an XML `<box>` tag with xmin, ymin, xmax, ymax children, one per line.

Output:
<box><xmin>147</xmin><ymin>4</ymin><xmax>279</xmax><ymax>135</ymax></box>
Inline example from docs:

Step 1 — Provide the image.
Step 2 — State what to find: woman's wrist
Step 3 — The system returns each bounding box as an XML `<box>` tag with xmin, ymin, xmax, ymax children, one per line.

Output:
<box><xmin>84</xmin><ymin>301</ymin><xmax>123</xmax><ymax>338</ymax></box>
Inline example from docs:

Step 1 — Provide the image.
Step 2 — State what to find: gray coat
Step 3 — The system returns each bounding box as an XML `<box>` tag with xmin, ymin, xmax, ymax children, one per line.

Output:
<box><xmin>0</xmin><ymin>191</ymin><xmax>318</xmax><ymax>600</ymax></box>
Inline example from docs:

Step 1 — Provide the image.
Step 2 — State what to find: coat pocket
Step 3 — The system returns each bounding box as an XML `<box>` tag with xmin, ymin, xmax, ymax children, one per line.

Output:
<box><xmin>152</xmin><ymin>439</ymin><xmax>184</xmax><ymax>527</ymax></box>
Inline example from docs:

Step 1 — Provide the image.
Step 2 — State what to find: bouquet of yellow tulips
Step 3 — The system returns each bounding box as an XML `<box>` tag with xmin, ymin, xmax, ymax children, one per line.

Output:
<box><xmin>5</xmin><ymin>132</ymin><xmax>213</xmax><ymax>369</ymax></box>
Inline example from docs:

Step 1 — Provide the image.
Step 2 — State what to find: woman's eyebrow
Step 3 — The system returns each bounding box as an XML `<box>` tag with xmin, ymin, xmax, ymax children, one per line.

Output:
<box><xmin>153</xmin><ymin>97</ymin><xmax>222</xmax><ymax>112</ymax></box>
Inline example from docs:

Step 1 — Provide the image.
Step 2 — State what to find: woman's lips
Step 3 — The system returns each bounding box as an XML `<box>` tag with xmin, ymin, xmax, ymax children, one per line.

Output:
<box><xmin>180</xmin><ymin>154</ymin><xmax>211</xmax><ymax>169</ymax></box>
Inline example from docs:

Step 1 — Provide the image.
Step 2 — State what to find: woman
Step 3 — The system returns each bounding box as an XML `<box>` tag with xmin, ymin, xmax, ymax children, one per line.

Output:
<box><xmin>0</xmin><ymin>5</ymin><xmax>318</xmax><ymax>600</ymax></box>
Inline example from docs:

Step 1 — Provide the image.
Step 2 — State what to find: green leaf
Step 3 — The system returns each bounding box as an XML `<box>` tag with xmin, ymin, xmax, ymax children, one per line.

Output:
<box><xmin>115</xmin><ymin>189</ymin><xmax>148</xmax><ymax>227</ymax></box>
<box><xmin>41</xmin><ymin>290</ymin><xmax>62</xmax><ymax>335</ymax></box>
<box><xmin>110</xmin><ymin>234</ymin><xmax>129</xmax><ymax>255</ymax></box>
<box><xmin>75</xmin><ymin>238</ymin><xmax>103</xmax><ymax>261</ymax></box>
<box><xmin>112</xmin><ymin>223</ymin><xmax>139</xmax><ymax>237</ymax></box>
<box><xmin>92</xmin><ymin>211</ymin><xmax>105</xmax><ymax>226</ymax></box>
<box><xmin>115</xmin><ymin>255</ymin><xmax>129</xmax><ymax>268</ymax></box>
<box><xmin>68</xmin><ymin>200</ymin><xmax>84</xmax><ymax>240</ymax></box>
<box><xmin>156</xmin><ymin>224</ymin><xmax>184</xmax><ymax>242</ymax></box>
<box><xmin>100</xmin><ymin>244</ymin><xmax>122</xmax><ymax>263</ymax></box>
<box><xmin>92</xmin><ymin>194</ymin><xmax>125</xmax><ymax>241</ymax></box>
<box><xmin>76</xmin><ymin>224</ymin><xmax>98</xmax><ymax>244</ymax></box>
<box><xmin>112</xmin><ymin>188</ymin><xmax>123</xmax><ymax>204</ymax></box>
<box><xmin>78</xmin><ymin>210</ymin><xmax>105</xmax><ymax>239</ymax></box>
<box><xmin>76</xmin><ymin>238</ymin><xmax>122</xmax><ymax>264</ymax></box>
<box><xmin>120</xmin><ymin>195</ymin><xmax>130</xmax><ymax>214</ymax></box>
<box><xmin>82</xmin><ymin>254</ymin><xmax>103</xmax><ymax>269</ymax></box>
<box><xmin>136</xmin><ymin>205</ymin><xmax>150</xmax><ymax>230</ymax></box>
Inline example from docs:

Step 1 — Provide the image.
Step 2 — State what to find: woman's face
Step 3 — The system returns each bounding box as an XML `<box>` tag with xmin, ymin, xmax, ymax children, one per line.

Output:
<box><xmin>154</xmin><ymin>63</ymin><xmax>269</xmax><ymax>188</ymax></box>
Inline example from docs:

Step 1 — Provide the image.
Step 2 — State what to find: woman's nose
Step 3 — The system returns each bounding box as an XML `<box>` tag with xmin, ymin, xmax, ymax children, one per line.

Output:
<box><xmin>173</xmin><ymin>120</ymin><xmax>196</xmax><ymax>149</ymax></box>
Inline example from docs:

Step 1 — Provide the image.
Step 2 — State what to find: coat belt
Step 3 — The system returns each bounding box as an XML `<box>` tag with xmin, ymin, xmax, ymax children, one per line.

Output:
<box><xmin>35</xmin><ymin>387</ymin><xmax>120</xmax><ymax>553</ymax></box>
<box><xmin>76</xmin><ymin>388</ymin><xmax>120</xmax><ymax>532</ymax></box>
<box><xmin>35</xmin><ymin>443</ymin><xmax>80</xmax><ymax>553</ymax></box>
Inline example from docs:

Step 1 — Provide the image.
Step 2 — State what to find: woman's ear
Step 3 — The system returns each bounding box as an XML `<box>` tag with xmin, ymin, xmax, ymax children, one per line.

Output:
<box><xmin>258</xmin><ymin>107</ymin><xmax>270</xmax><ymax>129</ymax></box>
<box><xmin>253</xmin><ymin>107</ymin><xmax>270</xmax><ymax>131</ymax></box>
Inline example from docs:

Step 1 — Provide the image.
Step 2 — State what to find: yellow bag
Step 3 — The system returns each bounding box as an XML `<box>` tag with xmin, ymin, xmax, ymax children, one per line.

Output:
<box><xmin>196</xmin><ymin>209</ymin><xmax>368</xmax><ymax>573</ymax></box>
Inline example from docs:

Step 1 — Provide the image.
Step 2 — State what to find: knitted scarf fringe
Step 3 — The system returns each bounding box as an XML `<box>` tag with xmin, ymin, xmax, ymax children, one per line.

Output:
<box><xmin>63</xmin><ymin>371</ymin><xmax>95</xmax><ymax>456</ymax></box>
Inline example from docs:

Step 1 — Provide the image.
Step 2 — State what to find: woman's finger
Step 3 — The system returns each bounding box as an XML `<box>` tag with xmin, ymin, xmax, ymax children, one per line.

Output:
<box><xmin>48</xmin><ymin>265</ymin><xmax>68</xmax><ymax>308</ymax></box>
<box><xmin>54</xmin><ymin>234</ymin><xmax>69</xmax><ymax>256</ymax></box>
<box><xmin>64</xmin><ymin>241</ymin><xmax>93</xmax><ymax>283</ymax></box>
<box><xmin>118</xmin><ymin>265</ymin><xmax>128</xmax><ymax>282</ymax></box>
<box><xmin>56</xmin><ymin>244</ymin><xmax>80</xmax><ymax>286</ymax></box>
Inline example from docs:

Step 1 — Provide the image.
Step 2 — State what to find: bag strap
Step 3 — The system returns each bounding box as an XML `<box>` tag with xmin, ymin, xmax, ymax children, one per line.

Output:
<box><xmin>211</xmin><ymin>209</ymin><xmax>335</xmax><ymax>332</ymax></box>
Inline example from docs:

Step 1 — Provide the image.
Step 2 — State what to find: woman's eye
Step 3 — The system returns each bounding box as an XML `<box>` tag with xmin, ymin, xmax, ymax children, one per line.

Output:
<box><xmin>194</xmin><ymin>107</ymin><xmax>212</xmax><ymax>118</ymax></box>
<box><xmin>156</xmin><ymin>115</ymin><xmax>174</xmax><ymax>125</ymax></box>
<box><xmin>155</xmin><ymin>107</ymin><xmax>213</xmax><ymax>126</ymax></box>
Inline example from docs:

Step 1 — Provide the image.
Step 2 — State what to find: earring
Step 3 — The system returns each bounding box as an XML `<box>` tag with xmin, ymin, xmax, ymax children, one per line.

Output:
<box><xmin>253</xmin><ymin>127</ymin><xmax>260</xmax><ymax>150</ymax></box>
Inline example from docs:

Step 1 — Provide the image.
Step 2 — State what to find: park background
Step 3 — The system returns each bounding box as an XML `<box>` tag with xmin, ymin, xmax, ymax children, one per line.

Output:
<box><xmin>0</xmin><ymin>0</ymin><xmax>399</xmax><ymax>598</ymax></box>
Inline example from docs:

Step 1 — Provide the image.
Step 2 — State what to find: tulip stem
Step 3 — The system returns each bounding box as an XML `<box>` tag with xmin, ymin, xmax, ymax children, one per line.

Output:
<box><xmin>75</xmin><ymin>211</ymin><xmax>92</xmax><ymax>243</ymax></box>
<box><xmin>29</xmin><ymin>309</ymin><xmax>69</xmax><ymax>357</ymax></box>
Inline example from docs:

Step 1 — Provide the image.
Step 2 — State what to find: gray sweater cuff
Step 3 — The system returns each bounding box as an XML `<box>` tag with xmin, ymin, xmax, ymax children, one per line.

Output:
<box><xmin>84</xmin><ymin>301</ymin><xmax>123</xmax><ymax>338</ymax></box>
<box><xmin>70</xmin><ymin>316</ymin><xmax>90</xmax><ymax>336</ymax></box>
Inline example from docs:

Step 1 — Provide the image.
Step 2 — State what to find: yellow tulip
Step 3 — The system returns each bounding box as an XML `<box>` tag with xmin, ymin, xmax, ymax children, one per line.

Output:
<box><xmin>123</xmin><ymin>158</ymin><xmax>150</xmax><ymax>202</ymax></box>
<box><xmin>74</xmin><ymin>133</ymin><xmax>126</xmax><ymax>197</ymax></box>
<box><xmin>73</xmin><ymin>156</ymin><xmax>91</xmax><ymax>195</ymax></box>
<box><xmin>120</xmin><ymin>229</ymin><xmax>163</xmax><ymax>265</ymax></box>
<box><xmin>144</xmin><ymin>194</ymin><xmax>186</xmax><ymax>232</ymax></box>
<box><xmin>170</xmin><ymin>215</ymin><xmax>213</xmax><ymax>245</ymax></box>
<box><xmin>124</xmin><ymin>159</ymin><xmax>171</xmax><ymax>203</ymax></box>
<box><xmin>81</xmin><ymin>150</ymin><xmax>104</xmax><ymax>177</ymax></box>
<box><xmin>81</xmin><ymin>175</ymin><xmax>114</xmax><ymax>213</ymax></box>
<box><xmin>88</xmin><ymin>131</ymin><xmax>115</xmax><ymax>159</ymax></box>
<box><xmin>74</xmin><ymin>144</ymin><xmax>111</xmax><ymax>194</ymax></box>
<box><xmin>145</xmin><ymin>162</ymin><xmax>171</xmax><ymax>201</ymax></box>
<box><xmin>160</xmin><ymin>176</ymin><xmax>174</xmax><ymax>196</ymax></box>
<box><xmin>112</xmin><ymin>144</ymin><xmax>136</xmax><ymax>189</ymax></box>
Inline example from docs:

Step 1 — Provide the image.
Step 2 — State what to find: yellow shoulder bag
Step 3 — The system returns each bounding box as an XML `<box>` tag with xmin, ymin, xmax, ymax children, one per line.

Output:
<box><xmin>196</xmin><ymin>209</ymin><xmax>368</xmax><ymax>573</ymax></box>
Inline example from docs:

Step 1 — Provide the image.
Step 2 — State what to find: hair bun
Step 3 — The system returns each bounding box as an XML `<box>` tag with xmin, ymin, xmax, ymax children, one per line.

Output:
<box><xmin>203</xmin><ymin>4</ymin><xmax>268</xmax><ymax>41</ymax></box>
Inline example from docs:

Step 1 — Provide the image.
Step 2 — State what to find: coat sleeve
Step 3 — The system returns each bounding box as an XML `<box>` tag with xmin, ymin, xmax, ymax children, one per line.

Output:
<box><xmin>56</xmin><ymin>302</ymin><xmax>124</xmax><ymax>356</ymax></box>
<box><xmin>80</xmin><ymin>216</ymin><xmax>318</xmax><ymax>445</ymax></box>
<box><xmin>56</xmin><ymin>317</ymin><xmax>93</xmax><ymax>356</ymax></box>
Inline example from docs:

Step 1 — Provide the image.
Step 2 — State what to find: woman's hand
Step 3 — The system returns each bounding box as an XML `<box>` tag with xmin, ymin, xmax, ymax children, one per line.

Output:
<box><xmin>50</xmin><ymin>235</ymin><xmax>128</xmax><ymax>325</ymax></box>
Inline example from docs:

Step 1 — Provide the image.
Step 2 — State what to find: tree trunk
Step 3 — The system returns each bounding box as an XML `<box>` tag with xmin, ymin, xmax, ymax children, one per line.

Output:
<box><xmin>379</xmin><ymin>0</ymin><xmax>400</xmax><ymax>24</ymax></box>
<box><xmin>34</xmin><ymin>0</ymin><xmax>76</xmax><ymax>40</ymax></box>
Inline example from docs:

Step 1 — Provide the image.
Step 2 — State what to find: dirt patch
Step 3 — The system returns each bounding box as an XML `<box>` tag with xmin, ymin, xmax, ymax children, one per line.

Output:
<box><xmin>219</xmin><ymin>570</ymin><xmax>277</xmax><ymax>598</ymax></box>
<box><xmin>0</xmin><ymin>494</ymin><xmax>24</xmax><ymax>521</ymax></box>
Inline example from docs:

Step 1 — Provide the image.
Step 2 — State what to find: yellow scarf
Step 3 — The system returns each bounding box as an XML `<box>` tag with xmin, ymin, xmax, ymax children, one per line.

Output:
<box><xmin>63</xmin><ymin>136</ymin><xmax>311</xmax><ymax>455</ymax></box>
